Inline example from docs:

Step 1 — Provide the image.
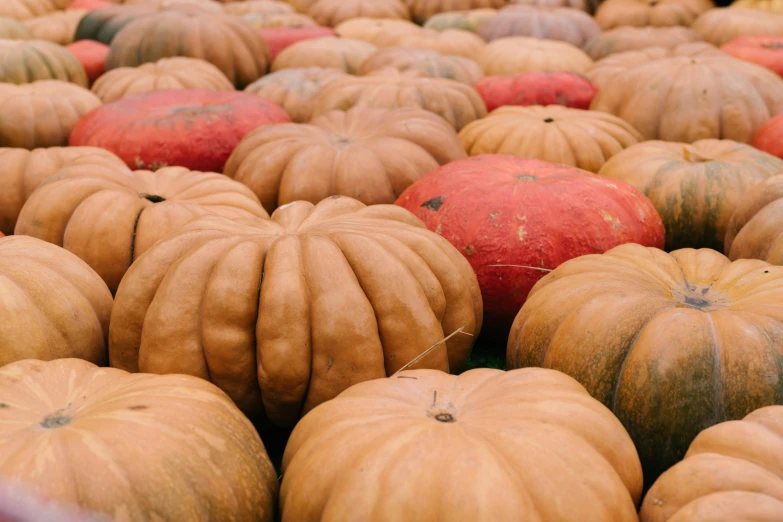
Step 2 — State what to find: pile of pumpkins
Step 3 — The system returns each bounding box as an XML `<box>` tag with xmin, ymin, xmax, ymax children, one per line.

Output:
<box><xmin>1</xmin><ymin>0</ymin><xmax>783</xmax><ymax>520</ymax></box>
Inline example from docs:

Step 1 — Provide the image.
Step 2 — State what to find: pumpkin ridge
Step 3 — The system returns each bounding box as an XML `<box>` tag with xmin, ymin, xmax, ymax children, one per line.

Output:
<box><xmin>128</xmin><ymin>206</ymin><xmax>144</xmax><ymax>265</ymax></box>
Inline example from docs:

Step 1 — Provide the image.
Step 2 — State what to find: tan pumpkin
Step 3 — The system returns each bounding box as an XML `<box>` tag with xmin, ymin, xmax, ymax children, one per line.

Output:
<box><xmin>108</xmin><ymin>196</ymin><xmax>483</xmax><ymax>426</ymax></box>
<box><xmin>0</xmin><ymin>146</ymin><xmax>123</xmax><ymax>235</ymax></box>
<box><xmin>422</xmin><ymin>8</ymin><xmax>498</xmax><ymax>31</ymax></box>
<box><xmin>91</xmin><ymin>57</ymin><xmax>234</xmax><ymax>103</ymax></box>
<box><xmin>0</xmin><ymin>80</ymin><xmax>101</xmax><ymax>148</ymax></box>
<box><xmin>640</xmin><ymin>405</ymin><xmax>783</xmax><ymax>521</ymax></box>
<box><xmin>692</xmin><ymin>7</ymin><xmax>783</xmax><ymax>46</ymax></box>
<box><xmin>244</xmin><ymin>67</ymin><xmax>345</xmax><ymax>123</ymax></box>
<box><xmin>380</xmin><ymin>27</ymin><xmax>486</xmax><ymax>59</ymax></box>
<box><xmin>732</xmin><ymin>0</ymin><xmax>783</xmax><ymax>11</ymax></box>
<box><xmin>583</xmin><ymin>26</ymin><xmax>703</xmax><ymax>60</ymax></box>
<box><xmin>242</xmin><ymin>11</ymin><xmax>318</xmax><ymax>28</ymax></box>
<box><xmin>598</xmin><ymin>139</ymin><xmax>783</xmax><ymax>250</ymax></box>
<box><xmin>478</xmin><ymin>36</ymin><xmax>594</xmax><ymax>75</ymax></box>
<box><xmin>595</xmin><ymin>0</ymin><xmax>714</xmax><ymax>29</ymax></box>
<box><xmin>0</xmin><ymin>0</ymin><xmax>69</xmax><ymax>21</ymax></box>
<box><xmin>402</xmin><ymin>0</ymin><xmax>508</xmax><ymax>24</ymax></box>
<box><xmin>0</xmin><ymin>16</ymin><xmax>32</xmax><ymax>39</ymax></box>
<box><xmin>272</xmin><ymin>37</ymin><xmax>376</xmax><ymax>74</ymax></box>
<box><xmin>359</xmin><ymin>47</ymin><xmax>484</xmax><ymax>84</ymax></box>
<box><xmin>478</xmin><ymin>5</ymin><xmax>601</xmax><ymax>47</ymax></box>
<box><xmin>223</xmin><ymin>107</ymin><xmax>467</xmax><ymax>212</ymax></box>
<box><xmin>15</xmin><ymin>163</ymin><xmax>268</xmax><ymax>293</ymax></box>
<box><xmin>222</xmin><ymin>0</ymin><xmax>295</xmax><ymax>15</ymax></box>
<box><xmin>106</xmin><ymin>10</ymin><xmax>270</xmax><ymax>88</ymax></box>
<box><xmin>22</xmin><ymin>9</ymin><xmax>86</xmax><ymax>45</ymax></box>
<box><xmin>0</xmin><ymin>39</ymin><xmax>88</xmax><ymax>87</ymax></box>
<box><xmin>0</xmin><ymin>236</ymin><xmax>112</xmax><ymax>367</ymax></box>
<box><xmin>725</xmin><ymin>174</ymin><xmax>783</xmax><ymax>265</ymax></box>
<box><xmin>281</xmin><ymin>367</ymin><xmax>642</xmax><ymax>522</ymax></box>
<box><xmin>310</xmin><ymin>68</ymin><xmax>487</xmax><ymax>131</ymax></box>
<box><xmin>301</xmin><ymin>0</ymin><xmax>411</xmax><ymax>26</ymax></box>
<box><xmin>0</xmin><ymin>358</ymin><xmax>278</xmax><ymax>522</ymax></box>
<box><xmin>459</xmin><ymin>105</ymin><xmax>643</xmax><ymax>173</ymax></box>
<box><xmin>588</xmin><ymin>43</ymin><xmax>783</xmax><ymax>143</ymax></box>
<box><xmin>334</xmin><ymin>17</ymin><xmax>420</xmax><ymax>44</ymax></box>
<box><xmin>510</xmin><ymin>0</ymin><xmax>590</xmax><ymax>10</ymax></box>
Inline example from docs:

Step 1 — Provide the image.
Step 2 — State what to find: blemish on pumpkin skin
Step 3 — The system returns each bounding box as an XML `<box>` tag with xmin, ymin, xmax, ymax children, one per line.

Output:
<box><xmin>128</xmin><ymin>405</ymin><xmax>148</xmax><ymax>411</ymax></box>
<box><xmin>601</xmin><ymin>210</ymin><xmax>621</xmax><ymax>230</ymax></box>
<box><xmin>0</xmin><ymin>403</ymin><xmax>7</xmax><ymax>409</ymax></box>
<box><xmin>465</xmin><ymin>244</ymin><xmax>475</xmax><ymax>255</ymax></box>
<box><xmin>517</xmin><ymin>225</ymin><xmax>527</xmax><ymax>241</ymax></box>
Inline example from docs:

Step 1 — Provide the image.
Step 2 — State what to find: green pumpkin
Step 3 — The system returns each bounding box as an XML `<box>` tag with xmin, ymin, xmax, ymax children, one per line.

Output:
<box><xmin>423</xmin><ymin>8</ymin><xmax>498</xmax><ymax>32</ymax></box>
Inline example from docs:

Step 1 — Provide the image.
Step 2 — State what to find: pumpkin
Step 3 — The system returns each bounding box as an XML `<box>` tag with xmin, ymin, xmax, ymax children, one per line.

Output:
<box><xmin>588</xmin><ymin>43</ymin><xmax>783</xmax><ymax>143</ymax></box>
<box><xmin>22</xmin><ymin>9</ymin><xmax>86</xmax><ymax>45</ymax></box>
<box><xmin>108</xmin><ymin>196</ymin><xmax>483</xmax><ymax>425</ymax></box>
<box><xmin>422</xmin><ymin>8</ymin><xmax>497</xmax><ymax>31</ymax></box>
<box><xmin>477</xmin><ymin>5</ymin><xmax>601</xmax><ymax>47</ymax></box>
<box><xmin>0</xmin><ymin>479</ymin><xmax>99</xmax><ymax>522</ymax></box>
<box><xmin>478</xmin><ymin>37</ymin><xmax>594</xmax><ymax>75</ymax></box>
<box><xmin>334</xmin><ymin>17</ymin><xmax>420</xmax><ymax>44</ymax></box>
<box><xmin>0</xmin><ymin>17</ymin><xmax>32</xmax><ymax>38</ymax></box>
<box><xmin>0</xmin><ymin>81</ymin><xmax>101</xmax><ymax>148</ymax></box>
<box><xmin>583</xmin><ymin>26</ymin><xmax>703</xmax><ymax>60</ymax></box>
<box><xmin>598</xmin><ymin>139</ymin><xmax>783</xmax><ymax>250</ymax></box>
<box><xmin>507</xmin><ymin>243</ymin><xmax>783</xmax><ymax>484</ymax></box>
<box><xmin>474</xmin><ymin>72</ymin><xmax>597</xmax><ymax>111</ymax></box>
<box><xmin>272</xmin><ymin>37</ymin><xmax>376</xmax><ymax>74</ymax></box>
<box><xmin>640</xmin><ymin>405</ymin><xmax>783</xmax><ymax>522</ymax></box>
<box><xmin>0</xmin><ymin>39</ymin><xmax>88</xmax><ymax>87</ymax></box>
<box><xmin>105</xmin><ymin>10</ymin><xmax>269</xmax><ymax>88</ymax></box>
<box><xmin>721</xmin><ymin>34</ymin><xmax>783</xmax><ymax>76</ymax></box>
<box><xmin>90</xmin><ymin>57</ymin><xmax>233</xmax><ymax>103</ymax></box>
<box><xmin>510</xmin><ymin>0</ymin><xmax>590</xmax><ymax>10</ymax></box>
<box><xmin>301</xmin><ymin>0</ymin><xmax>410</xmax><ymax>26</ymax></box>
<box><xmin>382</xmin><ymin>27</ymin><xmax>486</xmax><ymax>60</ymax></box>
<box><xmin>310</xmin><ymin>69</ymin><xmax>487</xmax><ymax>131</ymax></box>
<box><xmin>224</xmin><ymin>107</ymin><xmax>466</xmax><ymax>212</ymax></box>
<box><xmin>281</xmin><ymin>367</ymin><xmax>643</xmax><ymax>522</ymax></box>
<box><xmin>0</xmin><ymin>0</ymin><xmax>69</xmax><ymax>20</ymax></box>
<box><xmin>16</xmin><ymin>163</ymin><xmax>268</xmax><ymax>293</ymax></box>
<box><xmin>259</xmin><ymin>26</ymin><xmax>336</xmax><ymax>61</ymax></box>
<box><xmin>459</xmin><ymin>106</ymin><xmax>642</xmax><ymax>172</ymax></box>
<box><xmin>724</xmin><ymin>173</ymin><xmax>783</xmax><ymax>265</ymax></box>
<box><xmin>242</xmin><ymin>11</ymin><xmax>318</xmax><ymax>28</ymax></box>
<box><xmin>0</xmin><ymin>358</ymin><xmax>278</xmax><ymax>522</ymax></box>
<box><xmin>692</xmin><ymin>7</ymin><xmax>783</xmax><ymax>46</ymax></box>
<box><xmin>0</xmin><ymin>146</ymin><xmax>123</xmax><ymax>235</ymax></box>
<box><xmin>402</xmin><ymin>0</ymin><xmax>508</xmax><ymax>24</ymax></box>
<box><xmin>68</xmin><ymin>0</ymin><xmax>113</xmax><ymax>9</ymax></box>
<box><xmin>222</xmin><ymin>0</ymin><xmax>295</xmax><ymax>15</ymax></box>
<box><xmin>69</xmin><ymin>89</ymin><xmax>290</xmax><ymax>172</ymax></box>
<box><xmin>244</xmin><ymin>67</ymin><xmax>345</xmax><ymax>123</ymax></box>
<box><xmin>65</xmin><ymin>40</ymin><xmax>108</xmax><ymax>85</ymax></box>
<box><xmin>732</xmin><ymin>0</ymin><xmax>783</xmax><ymax>10</ymax></box>
<box><xmin>595</xmin><ymin>0</ymin><xmax>714</xmax><ymax>29</ymax></box>
<box><xmin>359</xmin><ymin>47</ymin><xmax>484</xmax><ymax>84</ymax></box>
<box><xmin>753</xmin><ymin>111</ymin><xmax>783</xmax><ymax>157</ymax></box>
<box><xmin>0</xmin><ymin>236</ymin><xmax>111</xmax><ymax>366</ymax></box>
<box><xmin>395</xmin><ymin>155</ymin><xmax>665</xmax><ymax>339</ymax></box>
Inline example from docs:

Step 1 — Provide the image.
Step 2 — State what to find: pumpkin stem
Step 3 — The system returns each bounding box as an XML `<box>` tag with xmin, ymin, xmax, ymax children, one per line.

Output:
<box><xmin>682</xmin><ymin>147</ymin><xmax>710</xmax><ymax>163</ymax></box>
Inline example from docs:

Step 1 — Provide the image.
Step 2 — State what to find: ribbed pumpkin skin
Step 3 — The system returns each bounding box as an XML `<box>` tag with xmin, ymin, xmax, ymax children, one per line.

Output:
<box><xmin>272</xmin><ymin>37</ymin><xmax>377</xmax><ymax>74</ymax></box>
<box><xmin>0</xmin><ymin>236</ymin><xmax>112</xmax><ymax>367</ymax></box>
<box><xmin>69</xmin><ymin>89</ymin><xmax>291</xmax><ymax>172</ymax></box>
<box><xmin>22</xmin><ymin>9</ymin><xmax>85</xmax><ymax>45</ymax></box>
<box><xmin>640</xmin><ymin>406</ymin><xmax>783</xmax><ymax>522</ymax></box>
<box><xmin>281</xmin><ymin>368</ymin><xmax>643</xmax><ymax>522</ymax></box>
<box><xmin>598</xmin><ymin>139</ymin><xmax>783</xmax><ymax>250</ymax></box>
<box><xmin>0</xmin><ymin>17</ymin><xmax>32</xmax><ymax>39</ymax></box>
<box><xmin>0</xmin><ymin>0</ymin><xmax>69</xmax><ymax>21</ymax></box>
<box><xmin>0</xmin><ymin>358</ymin><xmax>278</xmax><ymax>522</ymax></box>
<box><xmin>474</xmin><ymin>72</ymin><xmax>597</xmax><ymax>110</ymax></box>
<box><xmin>511</xmin><ymin>0</ymin><xmax>590</xmax><ymax>11</ymax></box>
<box><xmin>0</xmin><ymin>80</ymin><xmax>101</xmax><ymax>148</ymax></box>
<box><xmin>303</xmin><ymin>0</ymin><xmax>411</xmax><ymax>27</ymax></box>
<box><xmin>459</xmin><ymin>105</ymin><xmax>642</xmax><ymax>172</ymax></box>
<box><xmin>693</xmin><ymin>7</ymin><xmax>783</xmax><ymax>47</ymax></box>
<box><xmin>244</xmin><ymin>67</ymin><xmax>344</xmax><ymax>123</ymax></box>
<box><xmin>595</xmin><ymin>0</ymin><xmax>714</xmax><ymax>29</ymax></box>
<box><xmin>0</xmin><ymin>146</ymin><xmax>123</xmax><ymax>235</ymax></box>
<box><xmin>583</xmin><ymin>26</ymin><xmax>702</xmax><ymax>60</ymax></box>
<box><xmin>722</xmin><ymin>35</ymin><xmax>783</xmax><ymax>77</ymax></box>
<box><xmin>109</xmin><ymin>197</ymin><xmax>483</xmax><ymax>427</ymax></box>
<box><xmin>733</xmin><ymin>0</ymin><xmax>783</xmax><ymax>10</ymax></box>
<box><xmin>259</xmin><ymin>26</ymin><xmax>336</xmax><ymax>61</ymax></box>
<box><xmin>477</xmin><ymin>5</ymin><xmax>601</xmax><ymax>47</ymax></box>
<box><xmin>106</xmin><ymin>11</ymin><xmax>269</xmax><ymax>88</ymax></box>
<box><xmin>242</xmin><ymin>11</ymin><xmax>317</xmax><ymax>29</ymax></box>
<box><xmin>725</xmin><ymin>174</ymin><xmax>783</xmax><ymax>265</ymax></box>
<box><xmin>16</xmin><ymin>163</ymin><xmax>268</xmax><ymax>293</ymax></box>
<box><xmin>223</xmin><ymin>0</ymin><xmax>295</xmax><ymax>16</ymax></box>
<box><xmin>422</xmin><ymin>8</ymin><xmax>497</xmax><ymax>31</ymax></box>
<box><xmin>224</xmin><ymin>107</ymin><xmax>467</xmax><ymax>212</ymax></box>
<box><xmin>65</xmin><ymin>40</ymin><xmax>109</xmax><ymax>85</ymax></box>
<box><xmin>91</xmin><ymin>57</ymin><xmax>234</xmax><ymax>103</ymax></box>
<box><xmin>507</xmin><ymin>243</ymin><xmax>783</xmax><ymax>486</ymax></box>
<box><xmin>478</xmin><ymin>36</ymin><xmax>594</xmax><ymax>75</ymax></box>
<box><xmin>359</xmin><ymin>47</ymin><xmax>484</xmax><ymax>84</ymax></box>
<box><xmin>395</xmin><ymin>155</ymin><xmax>665</xmax><ymax>340</ymax></box>
<box><xmin>403</xmin><ymin>0</ymin><xmax>507</xmax><ymax>24</ymax></box>
<box><xmin>0</xmin><ymin>39</ymin><xmax>88</xmax><ymax>87</ymax></box>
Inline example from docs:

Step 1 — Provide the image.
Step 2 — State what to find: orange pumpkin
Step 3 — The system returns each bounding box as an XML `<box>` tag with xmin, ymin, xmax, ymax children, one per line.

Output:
<box><xmin>109</xmin><ymin>196</ymin><xmax>483</xmax><ymax>426</ymax></box>
<box><xmin>0</xmin><ymin>17</ymin><xmax>32</xmax><ymax>38</ymax></box>
<box><xmin>0</xmin><ymin>39</ymin><xmax>88</xmax><ymax>86</ymax></box>
<box><xmin>725</xmin><ymin>173</ymin><xmax>783</xmax><ymax>264</ymax></box>
<box><xmin>281</xmin><ymin>367</ymin><xmax>643</xmax><ymax>521</ymax></box>
<box><xmin>478</xmin><ymin>36</ymin><xmax>594</xmax><ymax>75</ymax></box>
<box><xmin>0</xmin><ymin>0</ymin><xmax>69</xmax><ymax>20</ymax></box>
<box><xmin>511</xmin><ymin>0</ymin><xmax>590</xmax><ymax>10</ymax></box>
<box><xmin>459</xmin><ymin>105</ymin><xmax>643</xmax><ymax>172</ymax></box>
<box><xmin>334</xmin><ymin>17</ymin><xmax>420</xmax><ymax>44</ymax></box>
<box><xmin>298</xmin><ymin>0</ymin><xmax>411</xmax><ymax>26</ymax></box>
<box><xmin>0</xmin><ymin>358</ymin><xmax>278</xmax><ymax>522</ymax></box>
<box><xmin>692</xmin><ymin>7</ymin><xmax>783</xmax><ymax>46</ymax></box>
<box><xmin>244</xmin><ymin>67</ymin><xmax>345</xmax><ymax>123</ymax></box>
<box><xmin>583</xmin><ymin>26</ymin><xmax>703</xmax><ymax>60</ymax></box>
<box><xmin>272</xmin><ymin>37</ymin><xmax>377</xmax><ymax>74</ymax></box>
<box><xmin>359</xmin><ymin>47</ymin><xmax>484</xmax><ymax>84</ymax></box>
<box><xmin>223</xmin><ymin>107</ymin><xmax>467</xmax><ymax>212</ymax></box>
<box><xmin>242</xmin><ymin>11</ymin><xmax>317</xmax><ymax>28</ymax></box>
<box><xmin>403</xmin><ymin>0</ymin><xmax>508</xmax><ymax>24</ymax></box>
<box><xmin>478</xmin><ymin>5</ymin><xmax>601</xmax><ymax>47</ymax></box>
<box><xmin>222</xmin><ymin>0</ymin><xmax>295</xmax><ymax>16</ymax></box>
<box><xmin>22</xmin><ymin>9</ymin><xmax>86</xmax><ymax>45</ymax></box>
<box><xmin>15</xmin><ymin>163</ymin><xmax>268</xmax><ymax>293</ymax></box>
<box><xmin>595</xmin><ymin>0</ymin><xmax>714</xmax><ymax>29</ymax></box>
<box><xmin>0</xmin><ymin>236</ymin><xmax>112</xmax><ymax>367</ymax></box>
<box><xmin>90</xmin><ymin>57</ymin><xmax>234</xmax><ymax>103</ymax></box>
<box><xmin>640</xmin><ymin>405</ymin><xmax>783</xmax><ymax>521</ymax></box>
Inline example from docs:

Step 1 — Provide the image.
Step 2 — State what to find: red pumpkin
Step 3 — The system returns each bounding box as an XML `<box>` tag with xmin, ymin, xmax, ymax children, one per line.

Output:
<box><xmin>395</xmin><ymin>155</ymin><xmax>665</xmax><ymax>339</ymax></box>
<box><xmin>260</xmin><ymin>26</ymin><xmax>338</xmax><ymax>61</ymax></box>
<box><xmin>68</xmin><ymin>0</ymin><xmax>112</xmax><ymax>10</ymax></box>
<box><xmin>721</xmin><ymin>35</ymin><xmax>783</xmax><ymax>78</ymax></box>
<box><xmin>65</xmin><ymin>40</ymin><xmax>109</xmax><ymax>85</ymax></box>
<box><xmin>69</xmin><ymin>89</ymin><xmax>291</xmax><ymax>172</ymax></box>
<box><xmin>752</xmin><ymin>112</ymin><xmax>783</xmax><ymax>159</ymax></box>
<box><xmin>473</xmin><ymin>72</ymin><xmax>598</xmax><ymax>111</ymax></box>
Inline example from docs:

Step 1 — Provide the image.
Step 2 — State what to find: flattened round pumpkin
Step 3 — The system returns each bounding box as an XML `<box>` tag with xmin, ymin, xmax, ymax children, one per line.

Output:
<box><xmin>0</xmin><ymin>39</ymin><xmax>88</xmax><ymax>86</ymax></box>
